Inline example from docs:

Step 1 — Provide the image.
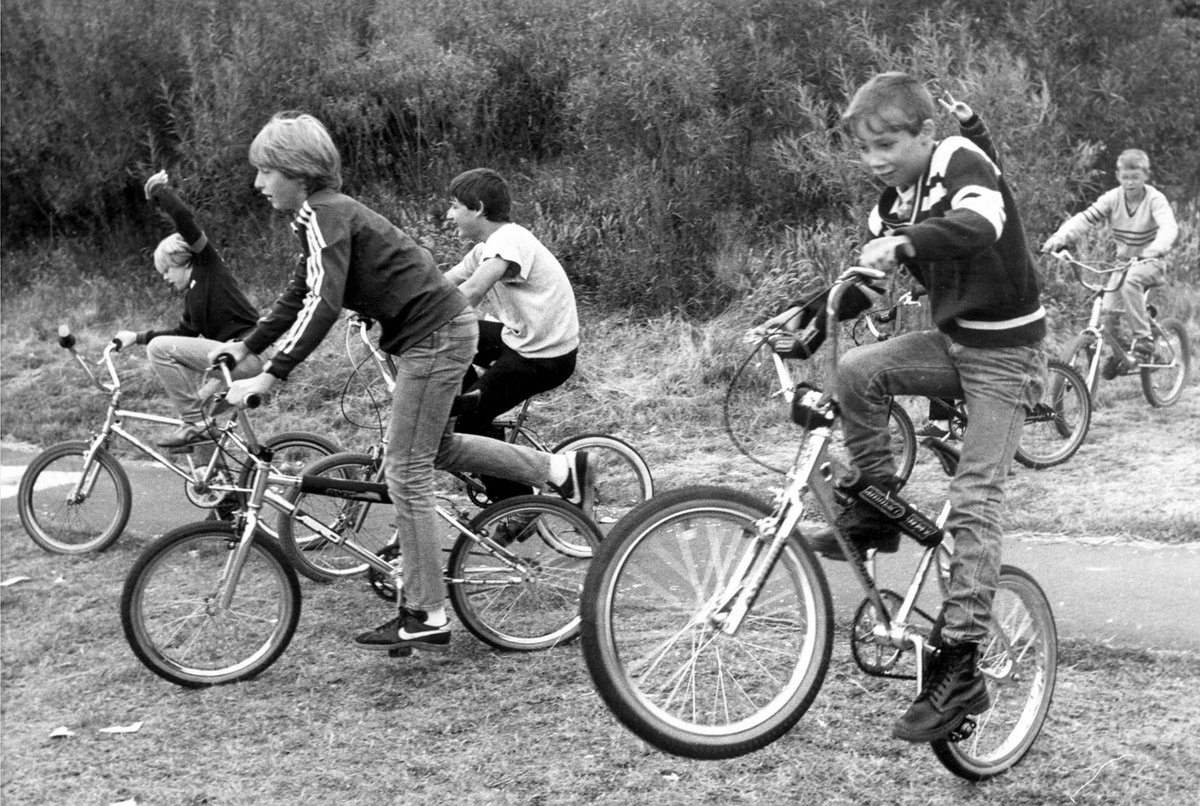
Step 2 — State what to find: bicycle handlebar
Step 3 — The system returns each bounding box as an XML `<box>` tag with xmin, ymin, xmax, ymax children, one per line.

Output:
<box><xmin>213</xmin><ymin>355</ymin><xmax>262</xmax><ymax>408</ymax></box>
<box><xmin>1045</xmin><ymin>249</ymin><xmax>1146</xmax><ymax>294</ymax></box>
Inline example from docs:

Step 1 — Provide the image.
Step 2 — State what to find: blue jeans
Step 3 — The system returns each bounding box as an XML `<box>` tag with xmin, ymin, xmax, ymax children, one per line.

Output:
<box><xmin>146</xmin><ymin>335</ymin><xmax>263</xmax><ymax>422</ymax></box>
<box><xmin>383</xmin><ymin>309</ymin><xmax>559</xmax><ymax>611</ymax></box>
<box><xmin>836</xmin><ymin>330</ymin><xmax>1045</xmax><ymax>644</ymax></box>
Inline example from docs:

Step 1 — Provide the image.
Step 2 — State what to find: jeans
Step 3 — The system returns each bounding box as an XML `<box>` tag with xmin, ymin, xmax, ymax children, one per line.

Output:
<box><xmin>145</xmin><ymin>335</ymin><xmax>264</xmax><ymax>422</ymax></box>
<box><xmin>383</xmin><ymin>309</ymin><xmax>560</xmax><ymax>611</ymax></box>
<box><xmin>836</xmin><ymin>330</ymin><xmax>1045</xmax><ymax>644</ymax></box>
<box><xmin>456</xmin><ymin>319</ymin><xmax>577</xmax><ymax>501</ymax></box>
<box><xmin>1101</xmin><ymin>258</ymin><xmax>1165</xmax><ymax>340</ymax></box>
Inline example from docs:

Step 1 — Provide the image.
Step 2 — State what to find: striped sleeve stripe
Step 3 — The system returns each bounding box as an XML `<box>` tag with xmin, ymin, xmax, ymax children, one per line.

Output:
<box><xmin>951</xmin><ymin>185</ymin><xmax>1005</xmax><ymax>239</ymax></box>
<box><xmin>276</xmin><ymin>203</ymin><xmax>328</xmax><ymax>355</ymax></box>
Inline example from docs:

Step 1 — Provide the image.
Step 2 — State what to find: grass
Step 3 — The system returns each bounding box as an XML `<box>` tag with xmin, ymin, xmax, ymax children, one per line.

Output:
<box><xmin>2</xmin><ymin>274</ymin><xmax>1199</xmax><ymax>803</ymax></box>
<box><xmin>1</xmin><ymin>524</ymin><xmax>1198</xmax><ymax>805</ymax></box>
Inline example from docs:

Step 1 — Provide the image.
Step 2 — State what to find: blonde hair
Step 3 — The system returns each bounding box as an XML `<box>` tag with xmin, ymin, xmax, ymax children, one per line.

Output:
<box><xmin>1116</xmin><ymin>149</ymin><xmax>1150</xmax><ymax>172</ymax></box>
<box><xmin>249</xmin><ymin>111</ymin><xmax>343</xmax><ymax>192</ymax></box>
<box><xmin>154</xmin><ymin>233</ymin><xmax>192</xmax><ymax>274</ymax></box>
<box><xmin>842</xmin><ymin>72</ymin><xmax>936</xmax><ymax>136</ymax></box>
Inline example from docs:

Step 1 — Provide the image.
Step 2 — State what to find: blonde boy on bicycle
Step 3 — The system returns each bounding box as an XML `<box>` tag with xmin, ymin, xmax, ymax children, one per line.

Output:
<box><xmin>1041</xmin><ymin>149</ymin><xmax>1179</xmax><ymax>360</ymax></box>
<box><xmin>214</xmin><ymin>112</ymin><xmax>589</xmax><ymax>654</ymax></box>
<box><xmin>808</xmin><ymin>74</ymin><xmax>1046</xmax><ymax>743</ymax></box>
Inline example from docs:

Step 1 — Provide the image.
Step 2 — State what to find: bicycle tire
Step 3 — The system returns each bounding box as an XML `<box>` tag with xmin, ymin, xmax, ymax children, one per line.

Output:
<box><xmin>276</xmin><ymin>451</ymin><xmax>394</xmax><ymax>582</ymax></box>
<box><xmin>581</xmin><ymin>486</ymin><xmax>834</xmax><ymax>759</ymax></box>
<box><xmin>120</xmin><ymin>520</ymin><xmax>301</xmax><ymax>688</ymax></box>
<box><xmin>1014</xmin><ymin>359</ymin><xmax>1092</xmax><ymax>469</ymax></box>
<box><xmin>448</xmin><ymin>495</ymin><xmax>602</xmax><ymax>651</ymax></box>
<box><xmin>551</xmin><ymin>432</ymin><xmax>654</xmax><ymax>532</ymax></box>
<box><xmin>1140</xmin><ymin>318</ymin><xmax>1191</xmax><ymax>407</ymax></box>
<box><xmin>17</xmin><ymin>440</ymin><xmax>132</xmax><ymax>554</ymax></box>
<box><xmin>1060</xmin><ymin>332</ymin><xmax>1102</xmax><ymax>404</ymax></box>
<box><xmin>932</xmin><ymin>565</ymin><xmax>1058</xmax><ymax>781</ymax></box>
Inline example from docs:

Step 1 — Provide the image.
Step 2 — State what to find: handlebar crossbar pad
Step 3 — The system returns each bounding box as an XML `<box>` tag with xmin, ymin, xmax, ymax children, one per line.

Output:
<box><xmin>299</xmin><ymin>473</ymin><xmax>391</xmax><ymax>504</ymax></box>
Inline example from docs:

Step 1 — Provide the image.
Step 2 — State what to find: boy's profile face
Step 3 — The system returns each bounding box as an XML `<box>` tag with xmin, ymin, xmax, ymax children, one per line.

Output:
<box><xmin>852</xmin><ymin>117</ymin><xmax>935</xmax><ymax>190</ymax></box>
<box><xmin>254</xmin><ymin>166</ymin><xmax>308</xmax><ymax>212</ymax></box>
<box><xmin>446</xmin><ymin>197</ymin><xmax>487</xmax><ymax>242</ymax></box>
<box><xmin>159</xmin><ymin>261</ymin><xmax>192</xmax><ymax>291</ymax></box>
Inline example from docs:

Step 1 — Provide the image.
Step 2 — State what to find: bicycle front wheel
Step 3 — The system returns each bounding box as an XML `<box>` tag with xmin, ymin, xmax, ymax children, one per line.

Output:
<box><xmin>1015</xmin><ymin>359</ymin><xmax>1092</xmax><ymax>469</ymax></box>
<box><xmin>1140</xmin><ymin>318</ymin><xmax>1191</xmax><ymax>407</ymax></box>
<box><xmin>551</xmin><ymin>433</ymin><xmax>654</xmax><ymax>531</ymax></box>
<box><xmin>17</xmin><ymin>440</ymin><xmax>131</xmax><ymax>553</ymax></box>
<box><xmin>932</xmin><ymin>565</ymin><xmax>1058</xmax><ymax>781</ymax></box>
<box><xmin>448</xmin><ymin>495</ymin><xmax>602</xmax><ymax>651</ymax></box>
<box><xmin>277</xmin><ymin>452</ymin><xmax>394</xmax><ymax>582</ymax></box>
<box><xmin>1060</xmin><ymin>333</ymin><xmax>1101</xmax><ymax>404</ymax></box>
<box><xmin>120</xmin><ymin>521</ymin><xmax>301</xmax><ymax>687</ymax></box>
<box><xmin>581</xmin><ymin>487</ymin><xmax>834</xmax><ymax>759</ymax></box>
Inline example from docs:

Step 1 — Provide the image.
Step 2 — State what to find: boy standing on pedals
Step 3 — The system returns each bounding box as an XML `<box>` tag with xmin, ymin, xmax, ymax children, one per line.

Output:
<box><xmin>214</xmin><ymin>112</ymin><xmax>588</xmax><ymax>654</ymax></box>
<box><xmin>809</xmin><ymin>74</ymin><xmax>1046</xmax><ymax>742</ymax></box>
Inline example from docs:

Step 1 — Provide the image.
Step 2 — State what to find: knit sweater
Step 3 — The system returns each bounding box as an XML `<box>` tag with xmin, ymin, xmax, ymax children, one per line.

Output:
<box><xmin>868</xmin><ymin>116</ymin><xmax>1045</xmax><ymax>348</ymax></box>
<box><xmin>1049</xmin><ymin>184</ymin><xmax>1178</xmax><ymax>258</ymax></box>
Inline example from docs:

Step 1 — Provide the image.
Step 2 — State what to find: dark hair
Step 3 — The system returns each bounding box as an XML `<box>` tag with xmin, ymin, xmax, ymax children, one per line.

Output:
<box><xmin>448</xmin><ymin>168</ymin><xmax>511</xmax><ymax>222</ymax></box>
<box><xmin>842</xmin><ymin>72</ymin><xmax>936</xmax><ymax>137</ymax></box>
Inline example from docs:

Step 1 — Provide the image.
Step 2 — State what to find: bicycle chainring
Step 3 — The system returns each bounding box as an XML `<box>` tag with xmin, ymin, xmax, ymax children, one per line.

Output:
<box><xmin>184</xmin><ymin>467</ymin><xmax>235</xmax><ymax>509</ymax></box>
<box><xmin>367</xmin><ymin>544</ymin><xmax>400</xmax><ymax>602</ymax></box>
<box><xmin>850</xmin><ymin>589</ymin><xmax>938</xmax><ymax>678</ymax></box>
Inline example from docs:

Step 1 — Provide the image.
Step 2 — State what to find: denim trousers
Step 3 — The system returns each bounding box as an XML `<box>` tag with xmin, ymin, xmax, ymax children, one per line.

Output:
<box><xmin>836</xmin><ymin>329</ymin><xmax>1045</xmax><ymax>644</ymax></box>
<box><xmin>384</xmin><ymin>309</ymin><xmax>559</xmax><ymax>611</ymax></box>
<box><xmin>145</xmin><ymin>335</ymin><xmax>264</xmax><ymax>422</ymax></box>
<box><xmin>1100</xmin><ymin>258</ymin><xmax>1165</xmax><ymax>340</ymax></box>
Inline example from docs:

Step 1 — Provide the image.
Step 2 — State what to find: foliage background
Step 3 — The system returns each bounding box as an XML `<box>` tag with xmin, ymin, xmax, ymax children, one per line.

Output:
<box><xmin>3</xmin><ymin>0</ymin><xmax>1199</xmax><ymax>315</ymax></box>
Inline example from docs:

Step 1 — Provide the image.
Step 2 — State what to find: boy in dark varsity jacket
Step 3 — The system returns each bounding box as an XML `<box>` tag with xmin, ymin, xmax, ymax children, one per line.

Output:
<box><xmin>115</xmin><ymin>171</ymin><xmax>263</xmax><ymax>448</ymax></box>
<box><xmin>807</xmin><ymin>74</ymin><xmax>1046</xmax><ymax>743</ymax></box>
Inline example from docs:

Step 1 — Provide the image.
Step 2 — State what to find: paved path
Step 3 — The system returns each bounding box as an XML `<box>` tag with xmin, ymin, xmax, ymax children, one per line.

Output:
<box><xmin>3</xmin><ymin>440</ymin><xmax>1198</xmax><ymax>651</ymax></box>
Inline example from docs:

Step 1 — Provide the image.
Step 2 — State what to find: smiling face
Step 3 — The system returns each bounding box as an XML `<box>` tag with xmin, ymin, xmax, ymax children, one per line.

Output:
<box><xmin>254</xmin><ymin>166</ymin><xmax>309</xmax><ymax>212</ymax></box>
<box><xmin>852</xmin><ymin>117</ymin><xmax>936</xmax><ymax>190</ymax></box>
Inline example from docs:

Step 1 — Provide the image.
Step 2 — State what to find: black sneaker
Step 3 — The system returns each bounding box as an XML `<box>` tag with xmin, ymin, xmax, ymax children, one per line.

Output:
<box><xmin>1131</xmin><ymin>337</ymin><xmax>1156</xmax><ymax>363</ymax></box>
<box><xmin>915</xmin><ymin>422</ymin><xmax>950</xmax><ymax>439</ymax></box>
<box><xmin>491</xmin><ymin>513</ymin><xmax>538</xmax><ymax>547</ymax></box>
<box><xmin>807</xmin><ymin>478</ymin><xmax>902</xmax><ymax>560</ymax></box>
<box><xmin>549</xmin><ymin>451</ymin><xmax>590</xmax><ymax>506</ymax></box>
<box><xmin>354</xmin><ymin>608</ymin><xmax>450</xmax><ymax>652</ymax></box>
<box><xmin>893</xmin><ymin>641</ymin><xmax>991</xmax><ymax>742</ymax></box>
<box><xmin>1101</xmin><ymin>354</ymin><xmax>1125</xmax><ymax>379</ymax></box>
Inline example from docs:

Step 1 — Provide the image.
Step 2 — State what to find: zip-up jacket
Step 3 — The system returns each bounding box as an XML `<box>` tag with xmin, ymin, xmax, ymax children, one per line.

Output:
<box><xmin>243</xmin><ymin>189</ymin><xmax>468</xmax><ymax>380</ymax></box>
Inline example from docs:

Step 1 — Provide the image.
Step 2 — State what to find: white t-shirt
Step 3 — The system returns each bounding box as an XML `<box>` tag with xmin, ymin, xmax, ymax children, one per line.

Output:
<box><xmin>453</xmin><ymin>223</ymin><xmax>579</xmax><ymax>358</ymax></box>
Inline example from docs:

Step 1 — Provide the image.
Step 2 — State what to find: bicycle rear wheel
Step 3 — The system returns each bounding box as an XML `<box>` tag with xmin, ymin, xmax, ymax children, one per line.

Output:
<box><xmin>17</xmin><ymin>440</ymin><xmax>131</xmax><ymax>553</ymax></box>
<box><xmin>581</xmin><ymin>487</ymin><xmax>834</xmax><ymax>759</ymax></box>
<box><xmin>551</xmin><ymin>433</ymin><xmax>654</xmax><ymax>531</ymax></box>
<box><xmin>932</xmin><ymin>565</ymin><xmax>1058</xmax><ymax>780</ymax></box>
<box><xmin>276</xmin><ymin>452</ymin><xmax>395</xmax><ymax>582</ymax></box>
<box><xmin>1140</xmin><ymin>318</ymin><xmax>1190</xmax><ymax>407</ymax></box>
<box><xmin>447</xmin><ymin>496</ymin><xmax>602</xmax><ymax>651</ymax></box>
<box><xmin>120</xmin><ymin>521</ymin><xmax>301</xmax><ymax>687</ymax></box>
<box><xmin>1014</xmin><ymin>359</ymin><xmax>1091</xmax><ymax>469</ymax></box>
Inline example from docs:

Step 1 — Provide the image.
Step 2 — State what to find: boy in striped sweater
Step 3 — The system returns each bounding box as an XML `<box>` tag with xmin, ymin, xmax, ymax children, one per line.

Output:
<box><xmin>807</xmin><ymin>74</ymin><xmax>1046</xmax><ymax>743</ymax></box>
<box><xmin>1042</xmin><ymin>149</ymin><xmax>1179</xmax><ymax>359</ymax></box>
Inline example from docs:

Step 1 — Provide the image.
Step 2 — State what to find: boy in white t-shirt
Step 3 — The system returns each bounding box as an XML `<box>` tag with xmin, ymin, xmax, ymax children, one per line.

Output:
<box><xmin>444</xmin><ymin>168</ymin><xmax>581</xmax><ymax>502</ymax></box>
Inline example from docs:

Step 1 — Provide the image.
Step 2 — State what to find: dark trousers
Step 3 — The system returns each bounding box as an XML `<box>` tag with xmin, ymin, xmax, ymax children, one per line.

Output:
<box><xmin>456</xmin><ymin>320</ymin><xmax>577</xmax><ymax>501</ymax></box>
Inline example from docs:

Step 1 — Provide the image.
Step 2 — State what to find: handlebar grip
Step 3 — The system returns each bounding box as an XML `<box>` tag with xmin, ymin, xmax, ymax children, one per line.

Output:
<box><xmin>214</xmin><ymin>352</ymin><xmax>238</xmax><ymax>369</ymax></box>
<box><xmin>57</xmin><ymin>324</ymin><xmax>76</xmax><ymax>351</ymax></box>
<box><xmin>243</xmin><ymin>393</ymin><xmax>262</xmax><ymax>409</ymax></box>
